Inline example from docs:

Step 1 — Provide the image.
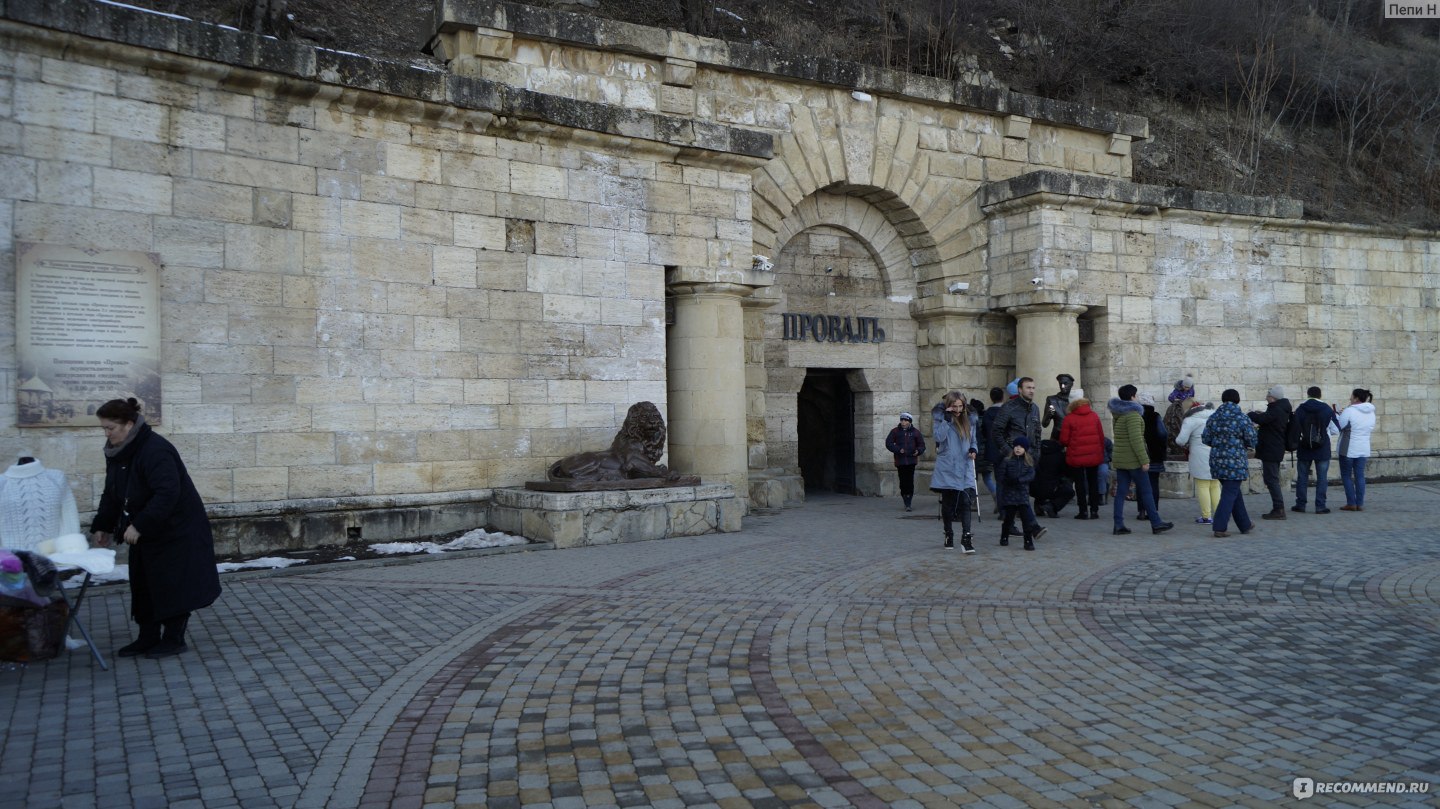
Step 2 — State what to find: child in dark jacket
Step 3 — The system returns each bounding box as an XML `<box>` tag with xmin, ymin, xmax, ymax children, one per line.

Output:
<box><xmin>997</xmin><ymin>436</ymin><xmax>1041</xmax><ymax>550</ymax></box>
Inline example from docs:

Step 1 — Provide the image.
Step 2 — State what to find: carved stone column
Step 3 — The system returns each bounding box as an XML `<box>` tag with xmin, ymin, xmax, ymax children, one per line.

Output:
<box><xmin>666</xmin><ymin>280</ymin><xmax>754</xmax><ymax>493</ymax></box>
<box><xmin>1007</xmin><ymin>303</ymin><xmax>1088</xmax><ymax>395</ymax></box>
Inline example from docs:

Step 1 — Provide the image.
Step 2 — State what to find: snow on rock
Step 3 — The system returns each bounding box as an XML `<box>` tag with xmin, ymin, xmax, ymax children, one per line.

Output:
<box><xmin>216</xmin><ymin>557</ymin><xmax>309</xmax><ymax>573</ymax></box>
<box><xmin>369</xmin><ymin>529</ymin><xmax>528</xmax><ymax>555</ymax></box>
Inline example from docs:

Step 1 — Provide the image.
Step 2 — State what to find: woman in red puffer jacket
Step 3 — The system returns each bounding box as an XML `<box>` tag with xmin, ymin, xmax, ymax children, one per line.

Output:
<box><xmin>1059</xmin><ymin>397</ymin><xmax>1105</xmax><ymax>519</ymax></box>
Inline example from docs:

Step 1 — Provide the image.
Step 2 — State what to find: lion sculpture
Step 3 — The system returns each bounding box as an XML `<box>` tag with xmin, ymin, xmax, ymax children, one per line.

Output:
<box><xmin>546</xmin><ymin>401</ymin><xmax>685</xmax><ymax>483</ymax></box>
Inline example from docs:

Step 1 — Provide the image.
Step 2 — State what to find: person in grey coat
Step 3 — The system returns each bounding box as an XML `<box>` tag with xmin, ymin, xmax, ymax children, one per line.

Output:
<box><xmin>931</xmin><ymin>391</ymin><xmax>979</xmax><ymax>553</ymax></box>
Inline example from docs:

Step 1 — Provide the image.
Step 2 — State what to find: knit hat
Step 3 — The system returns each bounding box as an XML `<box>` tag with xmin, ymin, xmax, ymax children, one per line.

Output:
<box><xmin>1006</xmin><ymin>378</ymin><xmax>1020</xmax><ymax>397</ymax></box>
<box><xmin>899</xmin><ymin>412</ymin><xmax>914</xmax><ymax>422</ymax></box>
<box><xmin>1168</xmin><ymin>375</ymin><xmax>1195</xmax><ymax>403</ymax></box>
<box><xmin>1268</xmin><ymin>385</ymin><xmax>1285</xmax><ymax>399</ymax></box>
<box><xmin>1012</xmin><ymin>436</ymin><xmax>1030</xmax><ymax>450</ymax></box>
<box><xmin>1137</xmin><ymin>392</ymin><xmax>1156</xmax><ymax>407</ymax></box>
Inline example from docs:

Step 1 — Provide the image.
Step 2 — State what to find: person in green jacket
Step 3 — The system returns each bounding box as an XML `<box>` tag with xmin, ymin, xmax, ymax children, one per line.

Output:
<box><xmin>1107</xmin><ymin>385</ymin><xmax>1174</xmax><ymax>536</ymax></box>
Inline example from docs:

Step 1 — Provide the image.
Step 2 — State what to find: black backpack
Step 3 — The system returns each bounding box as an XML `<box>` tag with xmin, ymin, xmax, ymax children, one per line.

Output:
<box><xmin>1297</xmin><ymin>413</ymin><xmax>1325</xmax><ymax>450</ymax></box>
<box><xmin>1283</xmin><ymin>411</ymin><xmax>1301</xmax><ymax>452</ymax></box>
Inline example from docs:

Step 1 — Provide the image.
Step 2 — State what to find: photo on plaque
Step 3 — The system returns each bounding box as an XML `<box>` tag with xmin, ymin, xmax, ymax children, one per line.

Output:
<box><xmin>15</xmin><ymin>243</ymin><xmax>163</xmax><ymax>427</ymax></box>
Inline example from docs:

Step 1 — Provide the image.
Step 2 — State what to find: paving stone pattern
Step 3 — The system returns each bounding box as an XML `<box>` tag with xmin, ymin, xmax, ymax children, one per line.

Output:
<box><xmin>3</xmin><ymin>483</ymin><xmax>1439</xmax><ymax>808</ymax></box>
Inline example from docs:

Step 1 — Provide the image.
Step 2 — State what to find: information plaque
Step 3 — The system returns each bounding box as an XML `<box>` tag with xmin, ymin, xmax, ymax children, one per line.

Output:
<box><xmin>15</xmin><ymin>243</ymin><xmax>163</xmax><ymax>427</ymax></box>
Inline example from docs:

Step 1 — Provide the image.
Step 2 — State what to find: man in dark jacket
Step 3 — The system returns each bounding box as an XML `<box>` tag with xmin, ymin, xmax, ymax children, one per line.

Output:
<box><xmin>1138</xmin><ymin>392</ymin><xmax>1168</xmax><ymax>520</ymax></box>
<box><xmin>1291</xmin><ymin>386</ymin><xmax>1339</xmax><ymax>514</ymax></box>
<box><xmin>991</xmin><ymin>377</ymin><xmax>1045</xmax><ymax>538</ymax></box>
<box><xmin>1248</xmin><ymin>384</ymin><xmax>1294</xmax><ymax>519</ymax></box>
<box><xmin>992</xmin><ymin>377</ymin><xmax>1042</xmax><ymax>460</ymax></box>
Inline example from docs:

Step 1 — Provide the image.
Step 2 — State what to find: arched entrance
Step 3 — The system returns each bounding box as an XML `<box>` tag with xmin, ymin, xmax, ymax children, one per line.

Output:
<box><xmin>751</xmin><ymin>194</ymin><xmax>923</xmax><ymax>498</ymax></box>
<box><xmin>797</xmin><ymin>368</ymin><xmax>857</xmax><ymax>493</ymax></box>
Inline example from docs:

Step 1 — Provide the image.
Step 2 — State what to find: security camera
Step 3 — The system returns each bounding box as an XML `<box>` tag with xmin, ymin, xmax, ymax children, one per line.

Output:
<box><xmin>1030</xmin><ymin>277</ymin><xmax>1043</xmax><ymax>286</ymax></box>
<box><xmin>947</xmin><ymin>281</ymin><xmax>969</xmax><ymax>293</ymax></box>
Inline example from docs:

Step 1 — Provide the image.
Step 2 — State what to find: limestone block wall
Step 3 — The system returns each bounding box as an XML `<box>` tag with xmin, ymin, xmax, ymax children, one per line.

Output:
<box><xmin>0</xmin><ymin>12</ymin><xmax>763</xmax><ymax>529</ymax></box>
<box><xmin>982</xmin><ymin>173</ymin><xmax>1440</xmax><ymax>476</ymax></box>
<box><xmin>431</xmin><ymin>0</ymin><xmax>1148</xmax><ymax>294</ymax></box>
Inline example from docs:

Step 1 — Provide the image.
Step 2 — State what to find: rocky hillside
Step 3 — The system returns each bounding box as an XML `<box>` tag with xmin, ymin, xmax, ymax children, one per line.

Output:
<box><xmin>121</xmin><ymin>0</ymin><xmax>1440</xmax><ymax>229</ymax></box>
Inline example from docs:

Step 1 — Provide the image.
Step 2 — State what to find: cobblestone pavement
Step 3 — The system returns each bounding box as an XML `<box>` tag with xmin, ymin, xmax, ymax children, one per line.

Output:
<box><xmin>4</xmin><ymin>481</ymin><xmax>1440</xmax><ymax>808</ymax></box>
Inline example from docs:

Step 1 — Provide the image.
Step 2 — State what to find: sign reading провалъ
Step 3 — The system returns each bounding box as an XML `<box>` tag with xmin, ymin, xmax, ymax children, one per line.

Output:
<box><xmin>780</xmin><ymin>312</ymin><xmax>886</xmax><ymax>344</ymax></box>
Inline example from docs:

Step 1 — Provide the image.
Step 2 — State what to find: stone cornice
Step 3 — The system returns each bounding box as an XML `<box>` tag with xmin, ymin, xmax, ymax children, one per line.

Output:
<box><xmin>430</xmin><ymin>0</ymin><xmax>1150</xmax><ymax>140</ymax></box>
<box><xmin>0</xmin><ymin>0</ymin><xmax>773</xmax><ymax>158</ymax></box>
<box><xmin>981</xmin><ymin>170</ymin><xmax>1304</xmax><ymax>220</ymax></box>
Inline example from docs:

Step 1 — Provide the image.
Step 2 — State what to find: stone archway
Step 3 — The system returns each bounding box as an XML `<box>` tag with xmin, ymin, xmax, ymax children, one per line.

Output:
<box><xmin>745</xmin><ymin>189</ymin><xmax>929</xmax><ymax>501</ymax></box>
<box><xmin>738</xmin><ymin>106</ymin><xmax>1002</xmax><ymax>508</ymax></box>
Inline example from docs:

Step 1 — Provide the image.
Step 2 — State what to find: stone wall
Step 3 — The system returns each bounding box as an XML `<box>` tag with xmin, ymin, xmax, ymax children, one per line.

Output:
<box><xmin>0</xmin><ymin>3</ymin><xmax>767</xmax><ymax>547</ymax></box>
<box><xmin>983</xmin><ymin>172</ymin><xmax>1440</xmax><ymax>476</ymax></box>
<box><xmin>2</xmin><ymin>0</ymin><xmax>1437</xmax><ymax>555</ymax></box>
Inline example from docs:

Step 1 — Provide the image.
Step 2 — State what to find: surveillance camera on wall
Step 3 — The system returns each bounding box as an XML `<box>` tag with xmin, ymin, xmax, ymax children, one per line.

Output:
<box><xmin>947</xmin><ymin>281</ymin><xmax>969</xmax><ymax>293</ymax></box>
<box><xmin>1030</xmin><ymin>277</ymin><xmax>1043</xmax><ymax>286</ymax></box>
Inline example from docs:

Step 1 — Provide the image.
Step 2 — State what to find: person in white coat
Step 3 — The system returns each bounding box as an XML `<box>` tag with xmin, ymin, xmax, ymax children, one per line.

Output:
<box><xmin>1336</xmin><ymin>388</ymin><xmax>1377</xmax><ymax>511</ymax></box>
<box><xmin>1175</xmin><ymin>402</ymin><xmax>1218</xmax><ymax>524</ymax></box>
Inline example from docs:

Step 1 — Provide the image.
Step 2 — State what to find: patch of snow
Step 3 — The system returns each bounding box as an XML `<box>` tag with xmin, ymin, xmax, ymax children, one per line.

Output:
<box><xmin>715</xmin><ymin>7</ymin><xmax>745</xmax><ymax>22</ymax></box>
<box><xmin>851</xmin><ymin>90</ymin><xmax>873</xmax><ymax>103</ymax></box>
<box><xmin>96</xmin><ymin>0</ymin><xmax>192</xmax><ymax>22</ymax></box>
<box><xmin>318</xmin><ymin>47</ymin><xmax>370</xmax><ymax>59</ymax></box>
<box><xmin>888</xmin><ymin>294</ymin><xmax>914</xmax><ymax>304</ymax></box>
<box><xmin>370</xmin><ymin>529</ymin><xmax>528</xmax><ymax>556</ymax></box>
<box><xmin>217</xmin><ymin>557</ymin><xmax>309</xmax><ymax>573</ymax></box>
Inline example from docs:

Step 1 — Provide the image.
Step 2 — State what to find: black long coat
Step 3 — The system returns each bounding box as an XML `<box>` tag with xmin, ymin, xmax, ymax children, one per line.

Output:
<box><xmin>91</xmin><ymin>424</ymin><xmax>221</xmax><ymax>623</ymax></box>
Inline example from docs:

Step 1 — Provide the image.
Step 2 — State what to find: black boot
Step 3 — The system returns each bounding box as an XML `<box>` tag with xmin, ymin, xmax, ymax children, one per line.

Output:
<box><xmin>116</xmin><ymin>623</ymin><xmax>161</xmax><ymax>657</ymax></box>
<box><xmin>1090</xmin><ymin>506</ymin><xmax>1100</xmax><ymax>519</ymax></box>
<box><xmin>1024</xmin><ymin>535</ymin><xmax>1035</xmax><ymax>551</ymax></box>
<box><xmin>146</xmin><ymin>614</ymin><xmax>190</xmax><ymax>659</ymax></box>
<box><xmin>999</xmin><ymin>529</ymin><xmax>1010</xmax><ymax>547</ymax></box>
<box><xmin>960</xmin><ymin>534</ymin><xmax>975</xmax><ymax>554</ymax></box>
<box><xmin>944</xmin><ymin>532</ymin><xmax>954</xmax><ymax>549</ymax></box>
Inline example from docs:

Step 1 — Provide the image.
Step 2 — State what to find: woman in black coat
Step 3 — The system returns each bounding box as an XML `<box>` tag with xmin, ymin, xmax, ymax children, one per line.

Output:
<box><xmin>90</xmin><ymin>398</ymin><xmax>221</xmax><ymax>658</ymax></box>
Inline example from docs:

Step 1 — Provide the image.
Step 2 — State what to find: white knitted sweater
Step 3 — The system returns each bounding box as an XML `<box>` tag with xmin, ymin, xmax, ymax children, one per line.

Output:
<box><xmin>0</xmin><ymin>460</ymin><xmax>81</xmax><ymax>552</ymax></box>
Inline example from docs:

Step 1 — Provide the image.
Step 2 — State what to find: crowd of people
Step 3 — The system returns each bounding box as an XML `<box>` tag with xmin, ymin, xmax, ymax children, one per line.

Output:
<box><xmin>886</xmin><ymin>376</ymin><xmax>1378</xmax><ymax>550</ymax></box>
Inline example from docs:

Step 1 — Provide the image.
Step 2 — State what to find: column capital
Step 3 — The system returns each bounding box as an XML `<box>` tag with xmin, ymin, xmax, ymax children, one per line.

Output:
<box><xmin>666</xmin><ymin>265</ymin><xmax>774</xmax><ymax>293</ymax></box>
<box><xmin>667</xmin><ymin>281</ymin><xmax>757</xmax><ymax>300</ymax></box>
<box><xmin>1005</xmin><ymin>303</ymin><xmax>1088</xmax><ymax>319</ymax></box>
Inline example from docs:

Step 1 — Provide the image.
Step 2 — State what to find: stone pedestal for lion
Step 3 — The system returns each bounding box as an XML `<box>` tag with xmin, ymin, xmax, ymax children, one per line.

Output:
<box><xmin>492</xmin><ymin>402</ymin><xmax>742</xmax><ymax>547</ymax></box>
<box><xmin>490</xmin><ymin>484</ymin><xmax>742</xmax><ymax>549</ymax></box>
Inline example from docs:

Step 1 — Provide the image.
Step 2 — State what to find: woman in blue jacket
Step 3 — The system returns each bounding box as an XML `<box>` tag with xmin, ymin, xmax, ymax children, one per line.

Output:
<box><xmin>931</xmin><ymin>391</ymin><xmax>979</xmax><ymax>553</ymax></box>
<box><xmin>1201</xmin><ymin>389</ymin><xmax>1259</xmax><ymax>538</ymax></box>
